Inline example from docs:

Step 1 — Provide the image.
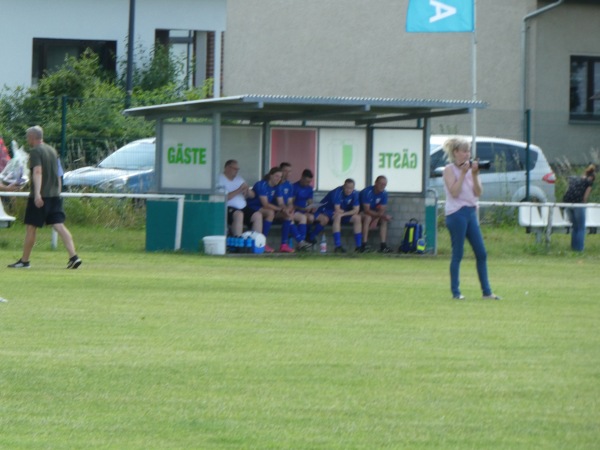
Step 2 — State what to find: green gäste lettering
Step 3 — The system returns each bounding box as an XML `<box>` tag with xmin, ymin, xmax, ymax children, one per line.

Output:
<box><xmin>168</xmin><ymin>144</ymin><xmax>207</xmax><ymax>165</ymax></box>
<box><xmin>378</xmin><ymin>149</ymin><xmax>418</xmax><ymax>169</ymax></box>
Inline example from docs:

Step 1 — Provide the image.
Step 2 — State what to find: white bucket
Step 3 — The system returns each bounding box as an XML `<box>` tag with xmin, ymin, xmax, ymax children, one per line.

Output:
<box><xmin>202</xmin><ymin>235</ymin><xmax>226</xmax><ymax>255</ymax></box>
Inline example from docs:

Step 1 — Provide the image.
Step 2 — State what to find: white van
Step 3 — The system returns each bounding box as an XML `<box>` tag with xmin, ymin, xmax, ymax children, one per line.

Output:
<box><xmin>428</xmin><ymin>135</ymin><xmax>556</xmax><ymax>203</ymax></box>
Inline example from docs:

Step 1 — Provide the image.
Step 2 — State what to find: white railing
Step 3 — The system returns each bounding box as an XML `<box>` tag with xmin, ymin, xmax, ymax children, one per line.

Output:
<box><xmin>439</xmin><ymin>200</ymin><xmax>600</xmax><ymax>244</ymax></box>
<box><xmin>0</xmin><ymin>192</ymin><xmax>185</xmax><ymax>250</ymax></box>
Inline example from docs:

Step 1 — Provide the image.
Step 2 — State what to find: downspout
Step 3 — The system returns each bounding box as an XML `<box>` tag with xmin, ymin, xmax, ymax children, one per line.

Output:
<box><xmin>521</xmin><ymin>0</ymin><xmax>564</xmax><ymax>136</ymax></box>
<box><xmin>521</xmin><ymin>0</ymin><xmax>564</xmax><ymax>200</ymax></box>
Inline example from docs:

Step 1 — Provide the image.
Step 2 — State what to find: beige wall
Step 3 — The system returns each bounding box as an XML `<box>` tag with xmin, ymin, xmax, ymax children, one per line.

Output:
<box><xmin>225</xmin><ymin>0</ymin><xmax>600</xmax><ymax>164</ymax></box>
<box><xmin>530</xmin><ymin>4</ymin><xmax>600</xmax><ymax>162</ymax></box>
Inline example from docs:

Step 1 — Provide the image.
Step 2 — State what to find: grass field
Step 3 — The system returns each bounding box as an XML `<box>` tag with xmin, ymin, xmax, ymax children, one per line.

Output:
<box><xmin>0</xmin><ymin>223</ymin><xmax>599</xmax><ymax>449</ymax></box>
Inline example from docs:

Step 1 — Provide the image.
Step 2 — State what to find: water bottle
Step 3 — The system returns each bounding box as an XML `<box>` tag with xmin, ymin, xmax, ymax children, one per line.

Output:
<box><xmin>245</xmin><ymin>237</ymin><xmax>253</xmax><ymax>253</ymax></box>
<box><xmin>320</xmin><ymin>235</ymin><xmax>327</xmax><ymax>253</ymax></box>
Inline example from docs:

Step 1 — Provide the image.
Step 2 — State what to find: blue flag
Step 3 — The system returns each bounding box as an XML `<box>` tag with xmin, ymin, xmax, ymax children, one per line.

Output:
<box><xmin>406</xmin><ymin>0</ymin><xmax>474</xmax><ymax>33</ymax></box>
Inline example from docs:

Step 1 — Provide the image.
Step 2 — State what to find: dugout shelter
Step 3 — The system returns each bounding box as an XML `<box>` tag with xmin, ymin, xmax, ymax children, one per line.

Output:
<box><xmin>124</xmin><ymin>94</ymin><xmax>485</xmax><ymax>252</ymax></box>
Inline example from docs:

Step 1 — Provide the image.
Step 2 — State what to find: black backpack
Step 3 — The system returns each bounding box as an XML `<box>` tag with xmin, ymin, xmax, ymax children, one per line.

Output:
<box><xmin>399</xmin><ymin>218</ymin><xmax>424</xmax><ymax>253</ymax></box>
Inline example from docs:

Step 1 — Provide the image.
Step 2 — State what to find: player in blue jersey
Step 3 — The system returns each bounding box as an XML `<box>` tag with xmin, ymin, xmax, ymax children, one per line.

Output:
<box><xmin>246</xmin><ymin>167</ymin><xmax>283</xmax><ymax>253</ymax></box>
<box><xmin>292</xmin><ymin>169</ymin><xmax>316</xmax><ymax>236</ymax></box>
<box><xmin>360</xmin><ymin>175</ymin><xmax>393</xmax><ymax>253</ymax></box>
<box><xmin>274</xmin><ymin>162</ymin><xmax>311</xmax><ymax>252</ymax></box>
<box><xmin>309</xmin><ymin>178</ymin><xmax>362</xmax><ymax>253</ymax></box>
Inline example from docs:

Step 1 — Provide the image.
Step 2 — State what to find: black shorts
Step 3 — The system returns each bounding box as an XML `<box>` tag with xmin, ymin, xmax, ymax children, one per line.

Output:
<box><xmin>227</xmin><ymin>206</ymin><xmax>256</xmax><ymax>228</ymax></box>
<box><xmin>24</xmin><ymin>197</ymin><xmax>66</xmax><ymax>228</ymax></box>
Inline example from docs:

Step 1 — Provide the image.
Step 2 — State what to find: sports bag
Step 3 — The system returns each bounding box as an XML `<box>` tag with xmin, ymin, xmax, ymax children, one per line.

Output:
<box><xmin>399</xmin><ymin>218</ymin><xmax>424</xmax><ymax>253</ymax></box>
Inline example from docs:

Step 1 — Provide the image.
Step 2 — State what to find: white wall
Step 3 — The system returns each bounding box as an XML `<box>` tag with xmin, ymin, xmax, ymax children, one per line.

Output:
<box><xmin>1</xmin><ymin>0</ymin><xmax>226</xmax><ymax>88</ymax></box>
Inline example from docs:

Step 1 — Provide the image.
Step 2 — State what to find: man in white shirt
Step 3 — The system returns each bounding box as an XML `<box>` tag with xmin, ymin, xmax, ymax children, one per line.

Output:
<box><xmin>217</xmin><ymin>159</ymin><xmax>262</xmax><ymax>236</ymax></box>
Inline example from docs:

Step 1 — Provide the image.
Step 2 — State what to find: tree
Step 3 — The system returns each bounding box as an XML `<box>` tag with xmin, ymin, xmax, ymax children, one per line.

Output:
<box><xmin>0</xmin><ymin>44</ymin><xmax>213</xmax><ymax>166</ymax></box>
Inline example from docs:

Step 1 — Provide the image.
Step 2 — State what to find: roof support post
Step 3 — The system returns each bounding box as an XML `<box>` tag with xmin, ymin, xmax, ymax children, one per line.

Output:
<box><xmin>212</xmin><ymin>112</ymin><xmax>221</xmax><ymax>191</ymax></box>
<box><xmin>261</xmin><ymin>121</ymin><xmax>271</xmax><ymax>175</ymax></box>
<box><xmin>365</xmin><ymin>125</ymin><xmax>374</xmax><ymax>187</ymax></box>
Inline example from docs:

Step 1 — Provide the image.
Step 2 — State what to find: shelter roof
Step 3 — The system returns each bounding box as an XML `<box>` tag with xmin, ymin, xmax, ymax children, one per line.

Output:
<box><xmin>123</xmin><ymin>94</ymin><xmax>486</xmax><ymax>125</ymax></box>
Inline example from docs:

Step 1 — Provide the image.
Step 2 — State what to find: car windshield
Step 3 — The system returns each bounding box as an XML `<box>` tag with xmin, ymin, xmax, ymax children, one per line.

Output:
<box><xmin>98</xmin><ymin>142</ymin><xmax>155</xmax><ymax>170</ymax></box>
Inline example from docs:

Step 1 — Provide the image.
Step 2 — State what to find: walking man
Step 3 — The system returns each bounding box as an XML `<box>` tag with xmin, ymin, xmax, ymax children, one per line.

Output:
<box><xmin>8</xmin><ymin>126</ymin><xmax>81</xmax><ymax>269</ymax></box>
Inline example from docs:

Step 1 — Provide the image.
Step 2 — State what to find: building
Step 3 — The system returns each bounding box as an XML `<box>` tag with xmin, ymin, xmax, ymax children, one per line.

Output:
<box><xmin>1</xmin><ymin>0</ymin><xmax>598</xmax><ymax>164</ymax></box>
<box><xmin>1</xmin><ymin>0</ymin><xmax>226</xmax><ymax>94</ymax></box>
<box><xmin>224</xmin><ymin>0</ymin><xmax>600</xmax><ymax>164</ymax></box>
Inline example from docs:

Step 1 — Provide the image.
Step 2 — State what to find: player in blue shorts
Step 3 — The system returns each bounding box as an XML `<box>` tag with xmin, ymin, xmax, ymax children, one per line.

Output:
<box><xmin>246</xmin><ymin>167</ymin><xmax>283</xmax><ymax>253</ymax></box>
<box><xmin>274</xmin><ymin>163</ymin><xmax>311</xmax><ymax>252</ymax></box>
<box><xmin>360</xmin><ymin>175</ymin><xmax>393</xmax><ymax>253</ymax></box>
<box><xmin>309</xmin><ymin>178</ymin><xmax>362</xmax><ymax>253</ymax></box>
<box><xmin>292</xmin><ymin>169</ymin><xmax>316</xmax><ymax>237</ymax></box>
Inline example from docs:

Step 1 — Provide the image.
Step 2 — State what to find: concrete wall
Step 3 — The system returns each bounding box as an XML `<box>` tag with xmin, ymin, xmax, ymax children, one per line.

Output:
<box><xmin>224</xmin><ymin>0</ymin><xmax>600</xmax><ymax>164</ymax></box>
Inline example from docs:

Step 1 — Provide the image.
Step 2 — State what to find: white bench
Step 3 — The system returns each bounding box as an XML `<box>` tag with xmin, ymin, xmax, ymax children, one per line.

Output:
<box><xmin>0</xmin><ymin>199</ymin><xmax>16</xmax><ymax>228</ymax></box>
<box><xmin>518</xmin><ymin>204</ymin><xmax>600</xmax><ymax>241</ymax></box>
<box><xmin>518</xmin><ymin>205</ymin><xmax>547</xmax><ymax>230</ymax></box>
<box><xmin>585</xmin><ymin>207</ymin><xmax>600</xmax><ymax>234</ymax></box>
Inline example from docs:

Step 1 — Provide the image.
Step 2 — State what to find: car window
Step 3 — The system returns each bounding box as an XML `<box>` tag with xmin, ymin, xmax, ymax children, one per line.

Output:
<box><xmin>99</xmin><ymin>142</ymin><xmax>155</xmax><ymax>170</ymax></box>
<box><xmin>493</xmin><ymin>144</ymin><xmax>539</xmax><ymax>172</ymax></box>
<box><xmin>492</xmin><ymin>144</ymin><xmax>520</xmax><ymax>172</ymax></box>
<box><xmin>473</xmin><ymin>142</ymin><xmax>496</xmax><ymax>172</ymax></box>
<box><xmin>515</xmin><ymin>145</ymin><xmax>539</xmax><ymax>170</ymax></box>
<box><xmin>429</xmin><ymin>147</ymin><xmax>446</xmax><ymax>176</ymax></box>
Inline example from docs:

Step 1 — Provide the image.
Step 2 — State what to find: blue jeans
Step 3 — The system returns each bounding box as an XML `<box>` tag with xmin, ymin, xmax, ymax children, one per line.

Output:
<box><xmin>445</xmin><ymin>207</ymin><xmax>492</xmax><ymax>297</ymax></box>
<box><xmin>566</xmin><ymin>207</ymin><xmax>586</xmax><ymax>251</ymax></box>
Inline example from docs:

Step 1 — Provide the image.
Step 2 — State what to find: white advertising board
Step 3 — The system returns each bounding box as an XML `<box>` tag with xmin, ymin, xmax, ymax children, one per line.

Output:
<box><xmin>372</xmin><ymin>129</ymin><xmax>424</xmax><ymax>193</ymax></box>
<box><xmin>161</xmin><ymin>123</ymin><xmax>212</xmax><ymax>190</ymax></box>
<box><xmin>317</xmin><ymin>128</ymin><xmax>367</xmax><ymax>191</ymax></box>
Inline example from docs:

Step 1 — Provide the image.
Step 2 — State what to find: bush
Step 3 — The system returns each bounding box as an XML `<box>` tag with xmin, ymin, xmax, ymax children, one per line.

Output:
<box><xmin>4</xmin><ymin>196</ymin><xmax>146</xmax><ymax>229</ymax></box>
<box><xmin>0</xmin><ymin>45</ymin><xmax>212</xmax><ymax>168</ymax></box>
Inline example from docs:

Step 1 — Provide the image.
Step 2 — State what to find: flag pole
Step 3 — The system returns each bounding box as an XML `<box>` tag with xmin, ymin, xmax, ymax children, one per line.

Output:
<box><xmin>471</xmin><ymin>0</ymin><xmax>477</xmax><ymax>157</ymax></box>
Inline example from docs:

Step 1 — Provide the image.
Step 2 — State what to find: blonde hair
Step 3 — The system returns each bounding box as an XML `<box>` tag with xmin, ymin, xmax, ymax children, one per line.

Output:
<box><xmin>442</xmin><ymin>137</ymin><xmax>470</xmax><ymax>163</ymax></box>
<box><xmin>584</xmin><ymin>164</ymin><xmax>596</xmax><ymax>178</ymax></box>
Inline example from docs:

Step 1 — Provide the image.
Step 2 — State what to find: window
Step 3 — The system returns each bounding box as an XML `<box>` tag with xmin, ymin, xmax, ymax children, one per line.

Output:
<box><xmin>570</xmin><ymin>55</ymin><xmax>600</xmax><ymax>121</ymax></box>
<box><xmin>32</xmin><ymin>38</ymin><xmax>116</xmax><ymax>85</ymax></box>
<box><xmin>155</xmin><ymin>29</ymin><xmax>223</xmax><ymax>96</ymax></box>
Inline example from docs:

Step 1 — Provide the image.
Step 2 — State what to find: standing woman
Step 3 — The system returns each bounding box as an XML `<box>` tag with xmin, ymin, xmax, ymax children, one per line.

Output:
<box><xmin>443</xmin><ymin>137</ymin><xmax>500</xmax><ymax>300</ymax></box>
<box><xmin>563</xmin><ymin>164</ymin><xmax>596</xmax><ymax>251</ymax></box>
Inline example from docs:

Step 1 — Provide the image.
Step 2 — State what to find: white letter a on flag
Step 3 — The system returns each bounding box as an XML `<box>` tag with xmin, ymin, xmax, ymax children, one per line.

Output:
<box><xmin>429</xmin><ymin>0</ymin><xmax>457</xmax><ymax>23</ymax></box>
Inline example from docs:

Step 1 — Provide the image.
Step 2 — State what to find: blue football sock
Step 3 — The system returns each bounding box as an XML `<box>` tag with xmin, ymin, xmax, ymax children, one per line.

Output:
<box><xmin>310</xmin><ymin>223</ymin><xmax>324</xmax><ymax>241</ymax></box>
<box><xmin>333</xmin><ymin>231</ymin><xmax>342</xmax><ymax>247</ymax></box>
<box><xmin>281</xmin><ymin>220</ymin><xmax>291</xmax><ymax>244</ymax></box>
<box><xmin>289</xmin><ymin>223</ymin><xmax>302</xmax><ymax>242</ymax></box>
<box><xmin>263</xmin><ymin>220</ymin><xmax>272</xmax><ymax>237</ymax></box>
<box><xmin>298</xmin><ymin>223</ymin><xmax>307</xmax><ymax>240</ymax></box>
<box><xmin>354</xmin><ymin>232</ymin><xmax>363</xmax><ymax>248</ymax></box>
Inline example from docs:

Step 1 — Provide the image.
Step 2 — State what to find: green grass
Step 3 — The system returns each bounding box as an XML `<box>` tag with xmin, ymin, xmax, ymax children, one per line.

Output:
<box><xmin>0</xmin><ymin>223</ymin><xmax>599</xmax><ymax>449</ymax></box>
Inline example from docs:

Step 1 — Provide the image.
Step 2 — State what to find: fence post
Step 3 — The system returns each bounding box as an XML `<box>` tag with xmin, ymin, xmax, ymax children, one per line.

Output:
<box><xmin>61</xmin><ymin>95</ymin><xmax>67</xmax><ymax>160</ymax></box>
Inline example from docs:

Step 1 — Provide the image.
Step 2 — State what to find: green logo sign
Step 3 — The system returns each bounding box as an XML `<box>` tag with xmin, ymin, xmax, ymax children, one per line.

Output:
<box><xmin>167</xmin><ymin>143</ymin><xmax>207</xmax><ymax>165</ymax></box>
<box><xmin>329</xmin><ymin>141</ymin><xmax>355</xmax><ymax>177</ymax></box>
<box><xmin>378</xmin><ymin>149</ymin><xmax>418</xmax><ymax>169</ymax></box>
